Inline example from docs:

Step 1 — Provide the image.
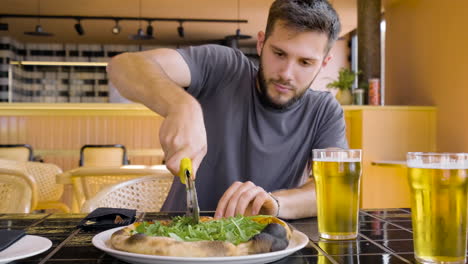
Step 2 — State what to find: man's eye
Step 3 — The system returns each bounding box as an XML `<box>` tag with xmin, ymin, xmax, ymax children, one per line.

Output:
<box><xmin>274</xmin><ymin>52</ymin><xmax>284</xmax><ymax>57</ymax></box>
<box><xmin>300</xmin><ymin>60</ymin><xmax>312</xmax><ymax>66</ymax></box>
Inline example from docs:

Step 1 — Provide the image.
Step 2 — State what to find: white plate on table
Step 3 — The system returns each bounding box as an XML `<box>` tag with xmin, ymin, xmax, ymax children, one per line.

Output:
<box><xmin>92</xmin><ymin>226</ymin><xmax>309</xmax><ymax>264</ymax></box>
<box><xmin>0</xmin><ymin>235</ymin><xmax>52</xmax><ymax>264</ymax></box>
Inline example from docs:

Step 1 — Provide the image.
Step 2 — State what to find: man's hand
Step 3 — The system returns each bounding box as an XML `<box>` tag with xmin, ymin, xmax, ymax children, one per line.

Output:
<box><xmin>160</xmin><ymin>98</ymin><xmax>207</xmax><ymax>179</ymax></box>
<box><xmin>214</xmin><ymin>181</ymin><xmax>279</xmax><ymax>218</ymax></box>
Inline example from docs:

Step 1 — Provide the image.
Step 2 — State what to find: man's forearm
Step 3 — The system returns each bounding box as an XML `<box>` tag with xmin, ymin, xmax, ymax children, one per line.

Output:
<box><xmin>107</xmin><ymin>51</ymin><xmax>195</xmax><ymax>117</ymax></box>
<box><xmin>273</xmin><ymin>179</ymin><xmax>317</xmax><ymax>219</ymax></box>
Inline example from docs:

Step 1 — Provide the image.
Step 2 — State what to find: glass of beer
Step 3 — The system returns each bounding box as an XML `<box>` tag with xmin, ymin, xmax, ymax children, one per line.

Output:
<box><xmin>407</xmin><ymin>152</ymin><xmax>468</xmax><ymax>264</ymax></box>
<box><xmin>313</xmin><ymin>149</ymin><xmax>362</xmax><ymax>240</ymax></box>
<box><xmin>317</xmin><ymin>240</ymin><xmax>357</xmax><ymax>264</ymax></box>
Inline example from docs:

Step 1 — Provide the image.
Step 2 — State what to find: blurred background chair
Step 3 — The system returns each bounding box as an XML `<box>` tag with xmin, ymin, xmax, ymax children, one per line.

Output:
<box><xmin>0</xmin><ymin>144</ymin><xmax>34</xmax><ymax>161</ymax></box>
<box><xmin>79</xmin><ymin>144</ymin><xmax>129</xmax><ymax>167</ymax></box>
<box><xmin>57</xmin><ymin>165</ymin><xmax>172</xmax><ymax>212</ymax></box>
<box><xmin>0</xmin><ymin>167</ymin><xmax>37</xmax><ymax>213</ymax></box>
<box><xmin>0</xmin><ymin>158</ymin><xmax>69</xmax><ymax>213</ymax></box>
<box><xmin>81</xmin><ymin>174</ymin><xmax>174</xmax><ymax>213</ymax></box>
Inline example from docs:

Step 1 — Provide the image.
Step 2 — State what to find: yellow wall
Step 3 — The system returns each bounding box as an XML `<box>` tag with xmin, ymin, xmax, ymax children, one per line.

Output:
<box><xmin>385</xmin><ymin>0</ymin><xmax>468</xmax><ymax>151</ymax></box>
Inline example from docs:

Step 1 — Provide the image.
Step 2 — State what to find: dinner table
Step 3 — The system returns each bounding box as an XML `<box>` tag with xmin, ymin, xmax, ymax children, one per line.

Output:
<box><xmin>0</xmin><ymin>208</ymin><xmax>418</xmax><ymax>264</ymax></box>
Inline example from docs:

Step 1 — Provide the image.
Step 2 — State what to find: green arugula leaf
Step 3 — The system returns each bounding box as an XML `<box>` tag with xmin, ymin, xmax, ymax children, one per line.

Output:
<box><xmin>135</xmin><ymin>215</ymin><xmax>268</xmax><ymax>245</ymax></box>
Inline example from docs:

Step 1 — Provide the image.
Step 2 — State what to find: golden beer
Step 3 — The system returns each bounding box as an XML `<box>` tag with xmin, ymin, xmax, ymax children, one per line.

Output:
<box><xmin>408</xmin><ymin>164</ymin><xmax>468</xmax><ymax>264</ymax></box>
<box><xmin>313</xmin><ymin>149</ymin><xmax>362</xmax><ymax>240</ymax></box>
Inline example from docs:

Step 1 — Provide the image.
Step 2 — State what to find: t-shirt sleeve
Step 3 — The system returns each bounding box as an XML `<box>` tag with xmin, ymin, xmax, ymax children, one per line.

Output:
<box><xmin>312</xmin><ymin>93</ymin><xmax>348</xmax><ymax>149</ymax></box>
<box><xmin>176</xmin><ymin>44</ymin><xmax>248</xmax><ymax>100</ymax></box>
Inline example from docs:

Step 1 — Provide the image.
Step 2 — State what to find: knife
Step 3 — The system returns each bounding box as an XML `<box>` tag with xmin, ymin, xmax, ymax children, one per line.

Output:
<box><xmin>179</xmin><ymin>157</ymin><xmax>200</xmax><ymax>224</ymax></box>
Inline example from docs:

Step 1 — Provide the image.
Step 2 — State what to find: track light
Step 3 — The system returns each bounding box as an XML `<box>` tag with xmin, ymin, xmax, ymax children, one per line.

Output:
<box><xmin>24</xmin><ymin>0</ymin><xmax>53</xmax><ymax>37</ymax></box>
<box><xmin>2</xmin><ymin>14</ymin><xmax>248</xmax><ymax>39</ymax></box>
<box><xmin>129</xmin><ymin>28</ymin><xmax>154</xmax><ymax>40</ymax></box>
<box><xmin>74</xmin><ymin>19</ymin><xmax>84</xmax><ymax>35</ymax></box>
<box><xmin>177</xmin><ymin>21</ymin><xmax>184</xmax><ymax>38</ymax></box>
<box><xmin>0</xmin><ymin>23</ymin><xmax>8</xmax><ymax>31</ymax></box>
<box><xmin>146</xmin><ymin>21</ymin><xmax>153</xmax><ymax>37</ymax></box>
<box><xmin>24</xmin><ymin>25</ymin><xmax>53</xmax><ymax>36</ymax></box>
<box><xmin>137</xmin><ymin>28</ymin><xmax>144</xmax><ymax>36</ymax></box>
<box><xmin>225</xmin><ymin>28</ymin><xmax>251</xmax><ymax>40</ymax></box>
<box><xmin>112</xmin><ymin>20</ymin><xmax>121</xmax><ymax>35</ymax></box>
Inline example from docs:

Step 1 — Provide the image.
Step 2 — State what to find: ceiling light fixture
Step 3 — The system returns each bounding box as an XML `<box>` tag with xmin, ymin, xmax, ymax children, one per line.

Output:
<box><xmin>224</xmin><ymin>0</ymin><xmax>251</xmax><ymax>48</ymax></box>
<box><xmin>129</xmin><ymin>0</ymin><xmax>154</xmax><ymax>40</ymax></box>
<box><xmin>1</xmin><ymin>15</ymin><xmax>247</xmax><ymax>27</ymax></box>
<box><xmin>74</xmin><ymin>19</ymin><xmax>84</xmax><ymax>35</ymax></box>
<box><xmin>177</xmin><ymin>21</ymin><xmax>184</xmax><ymax>38</ymax></box>
<box><xmin>112</xmin><ymin>20</ymin><xmax>121</xmax><ymax>35</ymax></box>
<box><xmin>2</xmin><ymin>15</ymin><xmax>247</xmax><ymax>40</ymax></box>
<box><xmin>1</xmin><ymin>15</ymin><xmax>247</xmax><ymax>24</ymax></box>
<box><xmin>129</xmin><ymin>25</ymin><xmax>154</xmax><ymax>40</ymax></box>
<box><xmin>146</xmin><ymin>20</ymin><xmax>153</xmax><ymax>37</ymax></box>
<box><xmin>24</xmin><ymin>24</ymin><xmax>53</xmax><ymax>36</ymax></box>
<box><xmin>0</xmin><ymin>22</ymin><xmax>8</xmax><ymax>31</ymax></box>
<box><xmin>23</xmin><ymin>0</ymin><xmax>53</xmax><ymax>37</ymax></box>
<box><xmin>129</xmin><ymin>27</ymin><xmax>154</xmax><ymax>40</ymax></box>
<box><xmin>225</xmin><ymin>28</ymin><xmax>251</xmax><ymax>40</ymax></box>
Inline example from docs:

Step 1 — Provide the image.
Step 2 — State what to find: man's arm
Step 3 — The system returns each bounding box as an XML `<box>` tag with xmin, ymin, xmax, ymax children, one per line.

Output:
<box><xmin>107</xmin><ymin>49</ymin><xmax>190</xmax><ymax>116</ymax></box>
<box><xmin>215</xmin><ymin>178</ymin><xmax>316</xmax><ymax>220</ymax></box>
<box><xmin>107</xmin><ymin>49</ymin><xmax>207</xmax><ymax>176</ymax></box>
<box><xmin>272</xmin><ymin>179</ymin><xmax>317</xmax><ymax>219</ymax></box>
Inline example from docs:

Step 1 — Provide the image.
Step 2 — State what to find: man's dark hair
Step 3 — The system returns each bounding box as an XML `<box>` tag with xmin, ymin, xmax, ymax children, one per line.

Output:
<box><xmin>265</xmin><ymin>0</ymin><xmax>341</xmax><ymax>52</ymax></box>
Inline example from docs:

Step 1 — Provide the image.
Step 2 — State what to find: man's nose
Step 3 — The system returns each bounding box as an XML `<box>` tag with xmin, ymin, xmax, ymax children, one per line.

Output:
<box><xmin>278</xmin><ymin>61</ymin><xmax>294</xmax><ymax>81</ymax></box>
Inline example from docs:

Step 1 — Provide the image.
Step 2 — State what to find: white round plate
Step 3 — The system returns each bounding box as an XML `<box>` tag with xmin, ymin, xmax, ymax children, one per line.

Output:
<box><xmin>0</xmin><ymin>235</ymin><xmax>52</xmax><ymax>264</ymax></box>
<box><xmin>92</xmin><ymin>227</ymin><xmax>309</xmax><ymax>264</ymax></box>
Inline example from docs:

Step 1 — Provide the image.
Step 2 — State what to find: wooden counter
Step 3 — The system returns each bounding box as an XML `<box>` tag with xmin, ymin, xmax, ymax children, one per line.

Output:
<box><xmin>343</xmin><ymin>106</ymin><xmax>436</xmax><ymax>208</ymax></box>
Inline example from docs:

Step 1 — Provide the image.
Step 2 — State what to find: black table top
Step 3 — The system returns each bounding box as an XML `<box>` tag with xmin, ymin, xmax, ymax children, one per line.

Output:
<box><xmin>0</xmin><ymin>208</ymin><xmax>418</xmax><ymax>264</ymax></box>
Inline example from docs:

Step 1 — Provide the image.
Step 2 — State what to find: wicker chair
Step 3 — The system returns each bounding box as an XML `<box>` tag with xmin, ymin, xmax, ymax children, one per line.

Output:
<box><xmin>80</xmin><ymin>174</ymin><xmax>174</xmax><ymax>213</ymax></box>
<box><xmin>0</xmin><ymin>167</ymin><xmax>37</xmax><ymax>213</ymax></box>
<box><xmin>79</xmin><ymin>144</ymin><xmax>129</xmax><ymax>167</ymax></box>
<box><xmin>0</xmin><ymin>144</ymin><xmax>34</xmax><ymax>162</ymax></box>
<box><xmin>0</xmin><ymin>158</ymin><xmax>70</xmax><ymax>213</ymax></box>
<box><xmin>57</xmin><ymin>165</ymin><xmax>173</xmax><ymax>212</ymax></box>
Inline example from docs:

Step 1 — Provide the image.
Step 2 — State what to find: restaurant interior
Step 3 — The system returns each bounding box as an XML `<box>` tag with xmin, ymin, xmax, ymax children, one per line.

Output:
<box><xmin>0</xmin><ymin>0</ymin><xmax>467</xmax><ymax>263</ymax></box>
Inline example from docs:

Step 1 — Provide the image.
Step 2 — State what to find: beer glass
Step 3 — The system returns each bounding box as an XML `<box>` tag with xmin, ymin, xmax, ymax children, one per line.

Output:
<box><xmin>318</xmin><ymin>241</ymin><xmax>357</xmax><ymax>264</ymax></box>
<box><xmin>407</xmin><ymin>152</ymin><xmax>468</xmax><ymax>264</ymax></box>
<box><xmin>313</xmin><ymin>149</ymin><xmax>362</xmax><ymax>240</ymax></box>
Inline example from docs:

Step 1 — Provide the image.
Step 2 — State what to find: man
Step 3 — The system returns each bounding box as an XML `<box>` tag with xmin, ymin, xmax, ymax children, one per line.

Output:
<box><xmin>107</xmin><ymin>0</ymin><xmax>347</xmax><ymax>219</ymax></box>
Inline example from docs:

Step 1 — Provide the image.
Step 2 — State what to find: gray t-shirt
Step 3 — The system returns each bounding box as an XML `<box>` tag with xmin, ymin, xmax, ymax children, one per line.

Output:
<box><xmin>161</xmin><ymin>44</ymin><xmax>347</xmax><ymax>211</ymax></box>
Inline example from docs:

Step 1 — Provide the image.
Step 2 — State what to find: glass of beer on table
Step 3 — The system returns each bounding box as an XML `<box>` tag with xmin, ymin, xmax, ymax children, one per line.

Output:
<box><xmin>312</xmin><ymin>149</ymin><xmax>362</xmax><ymax>240</ymax></box>
<box><xmin>407</xmin><ymin>152</ymin><xmax>468</xmax><ymax>264</ymax></box>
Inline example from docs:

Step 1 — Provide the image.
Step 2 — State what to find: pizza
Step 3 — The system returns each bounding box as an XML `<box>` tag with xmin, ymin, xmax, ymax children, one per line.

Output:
<box><xmin>110</xmin><ymin>215</ymin><xmax>292</xmax><ymax>257</ymax></box>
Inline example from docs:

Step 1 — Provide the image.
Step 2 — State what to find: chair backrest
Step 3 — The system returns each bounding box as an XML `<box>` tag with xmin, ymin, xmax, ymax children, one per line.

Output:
<box><xmin>79</xmin><ymin>144</ymin><xmax>129</xmax><ymax>167</ymax></box>
<box><xmin>81</xmin><ymin>174</ymin><xmax>174</xmax><ymax>213</ymax></box>
<box><xmin>58</xmin><ymin>166</ymin><xmax>173</xmax><ymax>211</ymax></box>
<box><xmin>0</xmin><ymin>171</ymin><xmax>34</xmax><ymax>213</ymax></box>
<box><xmin>23</xmin><ymin>162</ymin><xmax>64</xmax><ymax>202</ymax></box>
<box><xmin>0</xmin><ymin>160</ymin><xmax>39</xmax><ymax>213</ymax></box>
<box><xmin>0</xmin><ymin>158</ymin><xmax>63</xmax><ymax>206</ymax></box>
<box><xmin>0</xmin><ymin>144</ymin><xmax>34</xmax><ymax>162</ymax></box>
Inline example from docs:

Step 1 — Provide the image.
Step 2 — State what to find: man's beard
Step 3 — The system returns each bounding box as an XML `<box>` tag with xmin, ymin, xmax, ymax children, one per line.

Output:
<box><xmin>257</xmin><ymin>62</ymin><xmax>313</xmax><ymax>110</ymax></box>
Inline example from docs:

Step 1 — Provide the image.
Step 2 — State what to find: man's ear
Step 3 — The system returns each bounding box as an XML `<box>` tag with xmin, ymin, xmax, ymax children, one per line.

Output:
<box><xmin>322</xmin><ymin>54</ymin><xmax>333</xmax><ymax>68</ymax></box>
<box><xmin>256</xmin><ymin>31</ymin><xmax>265</xmax><ymax>56</ymax></box>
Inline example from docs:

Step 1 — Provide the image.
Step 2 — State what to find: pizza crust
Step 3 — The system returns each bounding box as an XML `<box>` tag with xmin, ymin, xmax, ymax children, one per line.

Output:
<box><xmin>110</xmin><ymin>216</ymin><xmax>291</xmax><ymax>257</ymax></box>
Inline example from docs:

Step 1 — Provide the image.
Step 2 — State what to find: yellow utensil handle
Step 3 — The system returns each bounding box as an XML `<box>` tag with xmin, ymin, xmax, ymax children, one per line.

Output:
<box><xmin>178</xmin><ymin>157</ymin><xmax>192</xmax><ymax>185</ymax></box>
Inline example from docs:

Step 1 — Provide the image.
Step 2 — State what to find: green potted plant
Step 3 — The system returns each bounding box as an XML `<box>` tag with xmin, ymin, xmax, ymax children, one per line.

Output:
<box><xmin>326</xmin><ymin>68</ymin><xmax>359</xmax><ymax>105</ymax></box>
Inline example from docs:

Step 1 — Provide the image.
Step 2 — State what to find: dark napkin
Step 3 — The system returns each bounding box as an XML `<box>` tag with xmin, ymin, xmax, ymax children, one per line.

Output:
<box><xmin>77</xmin><ymin>207</ymin><xmax>136</xmax><ymax>231</ymax></box>
<box><xmin>0</xmin><ymin>229</ymin><xmax>26</xmax><ymax>252</ymax></box>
